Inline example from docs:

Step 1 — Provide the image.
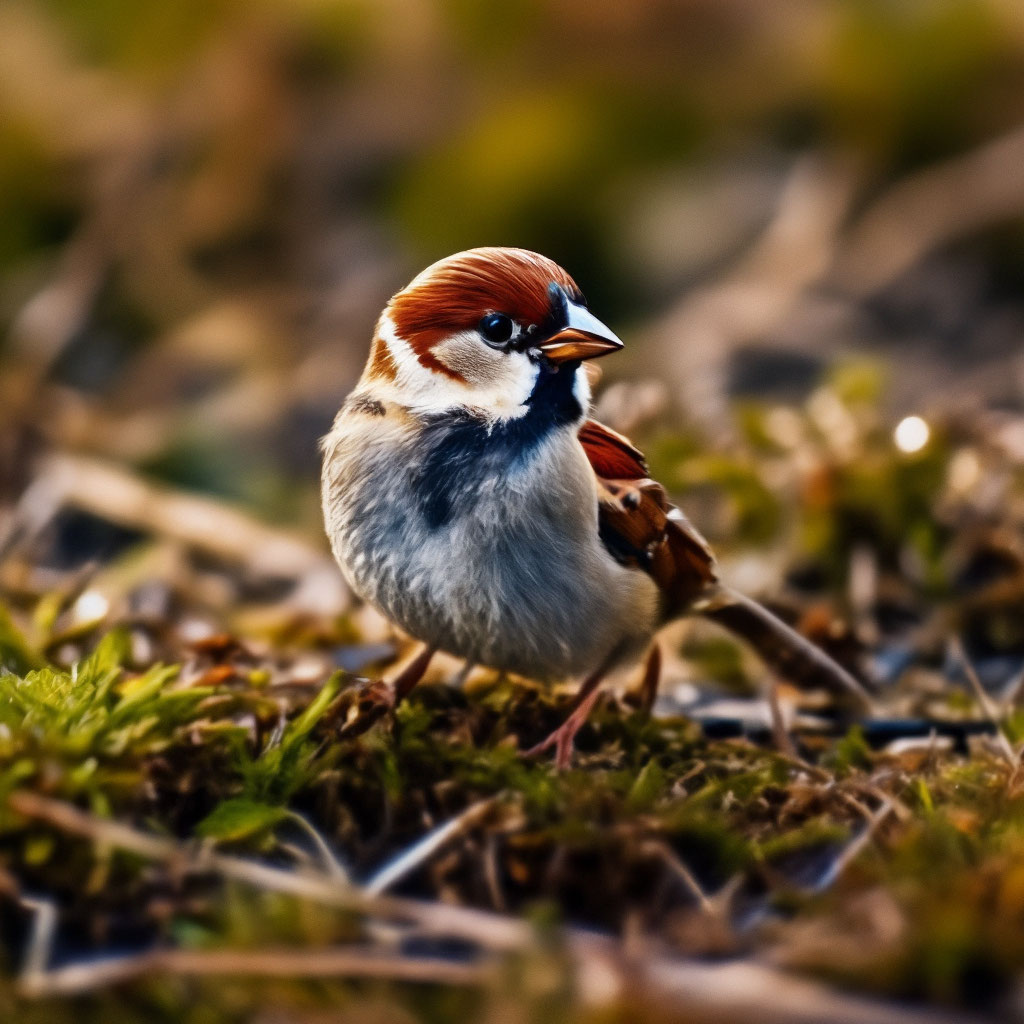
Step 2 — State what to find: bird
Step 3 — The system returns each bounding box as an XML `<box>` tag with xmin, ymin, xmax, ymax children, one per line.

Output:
<box><xmin>321</xmin><ymin>247</ymin><xmax>872</xmax><ymax>767</ymax></box>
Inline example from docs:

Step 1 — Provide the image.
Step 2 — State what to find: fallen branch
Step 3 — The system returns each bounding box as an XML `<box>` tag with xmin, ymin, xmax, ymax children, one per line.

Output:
<box><xmin>16</xmin><ymin>453</ymin><xmax>347</xmax><ymax>602</ymax></box>
<box><xmin>832</xmin><ymin>120</ymin><xmax>1024</xmax><ymax>295</ymax></box>
<box><xmin>20</xmin><ymin>946</ymin><xmax>489</xmax><ymax>998</ymax></box>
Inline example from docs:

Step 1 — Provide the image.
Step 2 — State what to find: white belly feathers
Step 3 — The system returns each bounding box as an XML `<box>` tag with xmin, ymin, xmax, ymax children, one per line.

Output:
<box><xmin>322</xmin><ymin>410</ymin><xmax>659</xmax><ymax>679</ymax></box>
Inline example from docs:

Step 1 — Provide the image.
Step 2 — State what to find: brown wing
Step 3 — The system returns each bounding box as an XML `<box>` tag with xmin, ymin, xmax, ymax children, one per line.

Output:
<box><xmin>578</xmin><ymin>418</ymin><xmax>649</xmax><ymax>478</ymax></box>
<box><xmin>579</xmin><ymin>419</ymin><xmax>717</xmax><ymax>616</ymax></box>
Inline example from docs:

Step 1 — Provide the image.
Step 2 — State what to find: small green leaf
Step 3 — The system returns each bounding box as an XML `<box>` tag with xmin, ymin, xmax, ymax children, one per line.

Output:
<box><xmin>76</xmin><ymin>630</ymin><xmax>130</xmax><ymax>687</ymax></box>
<box><xmin>0</xmin><ymin>601</ymin><xmax>41</xmax><ymax>674</ymax></box>
<box><xmin>110</xmin><ymin>664</ymin><xmax>180</xmax><ymax>721</ymax></box>
<box><xmin>197</xmin><ymin>798</ymin><xmax>289</xmax><ymax>842</ymax></box>
<box><xmin>24</xmin><ymin>834</ymin><xmax>55</xmax><ymax>865</ymax></box>
<box><xmin>829</xmin><ymin>725</ymin><xmax>873</xmax><ymax>776</ymax></box>
<box><xmin>282</xmin><ymin>670</ymin><xmax>345</xmax><ymax>748</ymax></box>
<box><xmin>916</xmin><ymin>778</ymin><xmax>935</xmax><ymax>816</ymax></box>
<box><xmin>627</xmin><ymin>758</ymin><xmax>665</xmax><ymax>811</ymax></box>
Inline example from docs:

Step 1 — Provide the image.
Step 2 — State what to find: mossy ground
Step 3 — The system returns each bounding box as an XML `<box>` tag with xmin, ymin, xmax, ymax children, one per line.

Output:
<box><xmin>4</xmin><ymin>374</ymin><xmax>1024</xmax><ymax>1021</ymax></box>
<box><xmin>2</xmin><ymin>534</ymin><xmax>1024</xmax><ymax>1023</ymax></box>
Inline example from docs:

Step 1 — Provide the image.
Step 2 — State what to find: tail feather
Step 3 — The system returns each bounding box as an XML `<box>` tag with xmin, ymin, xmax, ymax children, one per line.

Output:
<box><xmin>693</xmin><ymin>585</ymin><xmax>876</xmax><ymax>714</ymax></box>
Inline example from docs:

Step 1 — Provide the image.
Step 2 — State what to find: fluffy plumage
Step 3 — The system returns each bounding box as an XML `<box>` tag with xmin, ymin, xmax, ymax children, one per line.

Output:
<box><xmin>322</xmin><ymin>393</ymin><xmax>660</xmax><ymax>680</ymax></box>
<box><xmin>321</xmin><ymin>247</ymin><xmax>671</xmax><ymax>679</ymax></box>
<box><xmin>321</xmin><ymin>247</ymin><xmax>871</xmax><ymax>757</ymax></box>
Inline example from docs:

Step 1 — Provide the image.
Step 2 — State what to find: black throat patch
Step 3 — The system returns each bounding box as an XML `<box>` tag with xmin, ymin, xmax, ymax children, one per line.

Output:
<box><xmin>412</xmin><ymin>361</ymin><xmax>582</xmax><ymax>529</ymax></box>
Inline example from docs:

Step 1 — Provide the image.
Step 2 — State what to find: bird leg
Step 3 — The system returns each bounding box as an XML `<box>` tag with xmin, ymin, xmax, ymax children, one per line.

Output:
<box><xmin>523</xmin><ymin>663</ymin><xmax>609</xmax><ymax>770</ymax></box>
<box><xmin>623</xmin><ymin>643</ymin><xmax>662</xmax><ymax>718</ymax></box>
<box><xmin>338</xmin><ymin>645</ymin><xmax>435</xmax><ymax>739</ymax></box>
<box><xmin>450</xmin><ymin>661</ymin><xmax>476</xmax><ymax>688</ymax></box>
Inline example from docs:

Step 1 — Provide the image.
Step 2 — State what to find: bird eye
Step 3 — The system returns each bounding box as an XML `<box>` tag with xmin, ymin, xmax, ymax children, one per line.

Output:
<box><xmin>478</xmin><ymin>313</ymin><xmax>514</xmax><ymax>347</ymax></box>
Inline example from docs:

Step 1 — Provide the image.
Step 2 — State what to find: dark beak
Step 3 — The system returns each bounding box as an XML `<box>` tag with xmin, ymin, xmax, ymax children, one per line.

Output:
<box><xmin>538</xmin><ymin>288</ymin><xmax>624</xmax><ymax>365</ymax></box>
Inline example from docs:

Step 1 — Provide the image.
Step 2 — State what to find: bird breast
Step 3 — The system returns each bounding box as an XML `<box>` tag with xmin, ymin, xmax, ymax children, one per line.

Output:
<box><xmin>321</xmin><ymin>408</ymin><xmax>660</xmax><ymax>679</ymax></box>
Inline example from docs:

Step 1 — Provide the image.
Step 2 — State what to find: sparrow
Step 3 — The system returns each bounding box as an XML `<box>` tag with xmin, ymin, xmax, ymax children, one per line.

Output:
<box><xmin>321</xmin><ymin>247</ymin><xmax>872</xmax><ymax>766</ymax></box>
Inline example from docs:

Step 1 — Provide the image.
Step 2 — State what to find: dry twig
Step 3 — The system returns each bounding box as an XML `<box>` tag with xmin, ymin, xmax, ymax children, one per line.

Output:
<box><xmin>813</xmin><ymin>799</ymin><xmax>894</xmax><ymax>893</ymax></box>
<box><xmin>365</xmin><ymin>796</ymin><xmax>500</xmax><ymax>896</ymax></box>
<box><xmin>25</xmin><ymin>452</ymin><xmax>346</xmax><ymax>597</ymax></box>
<box><xmin>952</xmin><ymin>636</ymin><xmax>1019</xmax><ymax>768</ymax></box>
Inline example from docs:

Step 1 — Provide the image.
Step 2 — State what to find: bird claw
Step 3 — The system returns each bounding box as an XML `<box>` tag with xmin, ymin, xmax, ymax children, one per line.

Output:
<box><xmin>335</xmin><ymin>646</ymin><xmax>436</xmax><ymax>740</ymax></box>
<box><xmin>336</xmin><ymin>678</ymin><xmax>396</xmax><ymax>739</ymax></box>
<box><xmin>521</xmin><ymin>720</ymin><xmax>579</xmax><ymax>771</ymax></box>
<box><xmin>521</xmin><ymin>684</ymin><xmax>606</xmax><ymax>770</ymax></box>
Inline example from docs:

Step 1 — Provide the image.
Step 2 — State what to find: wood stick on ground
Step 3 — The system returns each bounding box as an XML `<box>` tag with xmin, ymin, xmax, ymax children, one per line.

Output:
<box><xmin>766</xmin><ymin>679</ymin><xmax>800</xmax><ymax>760</ymax></box>
<box><xmin>650</xmin><ymin>155</ymin><xmax>860</xmax><ymax>438</ymax></box>
<box><xmin>6</xmin><ymin>790</ymin><xmax>532</xmax><ymax>952</ymax></box>
<box><xmin>952</xmin><ymin>636</ymin><xmax>1019</xmax><ymax>768</ymax></box>
<box><xmin>813</xmin><ymin>799</ymin><xmax>894</xmax><ymax>893</ymax></box>
<box><xmin>640</xmin><ymin>840</ymin><xmax>715</xmax><ymax>918</ymax></box>
<box><xmin>19</xmin><ymin>946</ymin><xmax>489</xmax><ymax>998</ymax></box>
<box><xmin>33</xmin><ymin>452</ymin><xmax>343</xmax><ymax>585</ymax></box>
<box><xmin>832</xmin><ymin>120</ymin><xmax>1024</xmax><ymax>295</ymax></box>
<box><xmin>18</xmin><ymin>896</ymin><xmax>58</xmax><ymax>983</ymax></box>
<box><xmin>637</xmin><ymin>951</ymin><xmax>990</xmax><ymax>1024</ymax></box>
<box><xmin>365</xmin><ymin>796</ymin><xmax>500</xmax><ymax>896</ymax></box>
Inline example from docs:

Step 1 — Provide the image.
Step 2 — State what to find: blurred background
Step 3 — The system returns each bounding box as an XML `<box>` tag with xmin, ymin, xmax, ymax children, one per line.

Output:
<box><xmin>4</xmin><ymin>0</ymin><xmax>1024</xmax><ymax>651</ymax></box>
<box><xmin>9</xmin><ymin>9</ymin><xmax>1024</xmax><ymax>1015</ymax></box>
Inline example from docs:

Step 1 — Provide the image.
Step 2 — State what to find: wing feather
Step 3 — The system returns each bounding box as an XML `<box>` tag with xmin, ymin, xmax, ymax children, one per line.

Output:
<box><xmin>579</xmin><ymin>419</ymin><xmax>716</xmax><ymax>616</ymax></box>
<box><xmin>578</xmin><ymin>419</ymin><xmax>649</xmax><ymax>478</ymax></box>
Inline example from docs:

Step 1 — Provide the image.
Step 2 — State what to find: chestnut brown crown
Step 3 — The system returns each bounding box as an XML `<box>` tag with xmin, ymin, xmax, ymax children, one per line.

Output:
<box><xmin>373</xmin><ymin>248</ymin><xmax>576</xmax><ymax>380</ymax></box>
<box><xmin>395</xmin><ymin>248</ymin><xmax>581</xmax><ymax>339</ymax></box>
<box><xmin>364</xmin><ymin>246</ymin><xmax>622</xmax><ymax>415</ymax></box>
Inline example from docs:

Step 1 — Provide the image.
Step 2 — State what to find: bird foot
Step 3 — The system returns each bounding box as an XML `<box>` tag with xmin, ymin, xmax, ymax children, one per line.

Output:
<box><xmin>522</xmin><ymin>686</ymin><xmax>604</xmax><ymax>770</ymax></box>
<box><xmin>336</xmin><ymin>645</ymin><xmax>437</xmax><ymax>740</ymax></box>
<box><xmin>336</xmin><ymin>678</ymin><xmax>396</xmax><ymax>739</ymax></box>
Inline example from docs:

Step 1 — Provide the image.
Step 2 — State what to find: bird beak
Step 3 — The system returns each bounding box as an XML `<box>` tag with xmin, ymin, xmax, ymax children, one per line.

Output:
<box><xmin>539</xmin><ymin>296</ymin><xmax>624</xmax><ymax>365</ymax></box>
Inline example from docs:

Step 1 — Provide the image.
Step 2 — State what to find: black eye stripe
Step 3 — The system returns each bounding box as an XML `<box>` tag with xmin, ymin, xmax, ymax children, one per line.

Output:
<box><xmin>479</xmin><ymin>313</ymin><xmax>514</xmax><ymax>347</ymax></box>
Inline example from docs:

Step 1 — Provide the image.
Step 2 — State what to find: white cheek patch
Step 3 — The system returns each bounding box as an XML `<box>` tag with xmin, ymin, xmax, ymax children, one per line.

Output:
<box><xmin>433</xmin><ymin>332</ymin><xmax>506</xmax><ymax>386</ymax></box>
<box><xmin>572</xmin><ymin>364</ymin><xmax>592</xmax><ymax>413</ymax></box>
<box><xmin>434</xmin><ymin>334</ymin><xmax>538</xmax><ymax>414</ymax></box>
<box><xmin>376</xmin><ymin>314</ymin><xmax>538</xmax><ymax>419</ymax></box>
<box><xmin>375</xmin><ymin>314</ymin><xmax>463</xmax><ymax>406</ymax></box>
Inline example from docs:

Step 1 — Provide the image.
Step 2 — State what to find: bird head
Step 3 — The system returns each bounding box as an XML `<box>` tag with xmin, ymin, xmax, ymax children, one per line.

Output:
<box><xmin>361</xmin><ymin>247</ymin><xmax>622</xmax><ymax>420</ymax></box>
